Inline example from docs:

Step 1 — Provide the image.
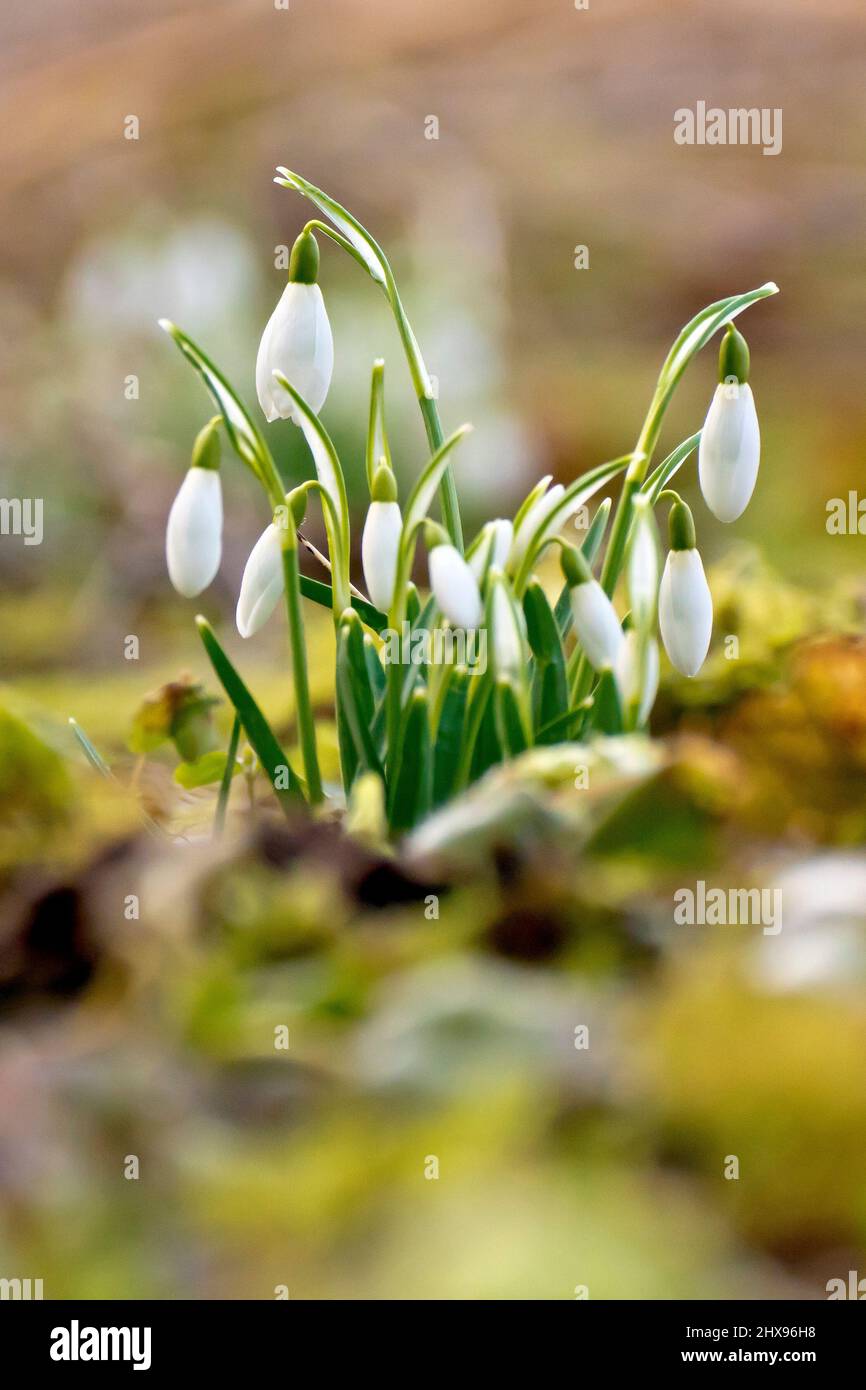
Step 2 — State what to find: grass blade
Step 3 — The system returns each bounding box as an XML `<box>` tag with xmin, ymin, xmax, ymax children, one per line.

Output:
<box><xmin>196</xmin><ymin>617</ymin><xmax>304</xmax><ymax>813</ymax></box>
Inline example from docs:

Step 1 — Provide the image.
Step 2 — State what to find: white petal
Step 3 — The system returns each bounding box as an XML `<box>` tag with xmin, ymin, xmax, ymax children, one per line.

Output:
<box><xmin>615</xmin><ymin>631</ymin><xmax>659</xmax><ymax>725</ymax></box>
<box><xmin>255</xmin><ymin>282</ymin><xmax>334</xmax><ymax>423</ymax></box>
<box><xmin>491</xmin><ymin>581</ymin><xmax>523</xmax><ymax>676</ymax></box>
<box><xmin>659</xmin><ymin>548</ymin><xmax>713</xmax><ymax>677</ymax></box>
<box><xmin>570</xmin><ymin>579</ymin><xmax>624</xmax><ymax>671</ymax></box>
<box><xmin>362</xmin><ymin>501</ymin><xmax>402</xmax><ymax>613</ymax></box>
<box><xmin>489</xmin><ymin>518</ymin><xmax>514</xmax><ymax>570</ymax></box>
<box><xmin>627</xmin><ymin>509</ymin><xmax>659</xmax><ymax>624</ymax></box>
<box><xmin>429</xmin><ymin>545</ymin><xmax>483</xmax><ymax>629</ymax></box>
<box><xmin>236</xmin><ymin>523</ymin><xmax>284</xmax><ymax>637</ymax></box>
<box><xmin>509</xmin><ymin>484</ymin><xmax>564</xmax><ymax>571</ymax></box>
<box><xmin>698</xmin><ymin>382</ymin><xmax>760</xmax><ymax>522</ymax></box>
<box><xmin>165</xmin><ymin>467</ymin><xmax>223</xmax><ymax>598</ymax></box>
<box><xmin>468</xmin><ymin>518</ymin><xmax>513</xmax><ymax>584</ymax></box>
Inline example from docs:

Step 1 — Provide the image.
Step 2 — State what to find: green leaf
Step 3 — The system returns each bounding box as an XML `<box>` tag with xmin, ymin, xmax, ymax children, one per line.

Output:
<box><xmin>523</xmin><ymin>580</ymin><xmax>568</xmax><ymax>739</ymax></box>
<box><xmin>213</xmin><ymin>712</ymin><xmax>242</xmax><ymax>837</ymax></box>
<box><xmin>174</xmin><ymin>749</ymin><xmax>236</xmax><ymax>789</ymax></box>
<box><xmin>275</xmin><ymin>167</ymin><xmax>390</xmax><ymax>287</ymax></box>
<box><xmin>159</xmin><ymin>320</ymin><xmax>275</xmax><ymax>495</ymax></box>
<box><xmin>453</xmin><ymin>676</ymin><xmax>493</xmax><ymax>791</ymax></box>
<box><xmin>469</xmin><ymin>688</ymin><xmax>503</xmax><ymax>784</ymax></box>
<box><xmin>298</xmin><ymin>574</ymin><xmax>386</xmax><ymax>633</ymax></box>
<box><xmin>387</xmin><ymin>688</ymin><xmax>432</xmax><ymax>833</ymax></box>
<box><xmin>432</xmin><ymin>666</ymin><xmax>471</xmax><ymax>807</ymax></box>
<box><xmin>336</xmin><ymin>611</ymin><xmax>383</xmax><ymax>784</ymax></box>
<box><xmin>363</xmin><ymin>633</ymin><xmax>386</xmax><ymax>704</ymax></box>
<box><xmin>405</xmin><ymin>581</ymin><xmax>422</xmax><ymax>629</ymax></box>
<box><xmin>655</xmin><ymin>284</ymin><xmax>779</xmax><ymax>409</ymax></box>
<box><xmin>512</xmin><ymin>455</ymin><xmax>632</xmax><ymax>594</ymax></box>
<box><xmin>395</xmin><ymin>425</ymin><xmax>472</xmax><ymax>601</ymax></box>
<box><xmin>495</xmin><ymin>678</ymin><xmax>530</xmax><ymax>758</ymax></box>
<box><xmin>640</xmin><ymin>431</ymin><xmax>701</xmax><ymax>504</ymax></box>
<box><xmin>271</xmin><ymin>374</ymin><xmax>351</xmax><ymax>614</ymax></box>
<box><xmin>196</xmin><ymin>617</ymin><xmax>304</xmax><ymax>812</ymax></box>
<box><xmin>590</xmin><ymin>666</ymin><xmax>624</xmax><ymax>735</ymax></box>
<box><xmin>511</xmin><ymin>474</ymin><xmax>554</xmax><ymax>537</ymax></box>
<box><xmin>366</xmin><ymin>358</ymin><xmax>391</xmax><ymax>490</ymax></box>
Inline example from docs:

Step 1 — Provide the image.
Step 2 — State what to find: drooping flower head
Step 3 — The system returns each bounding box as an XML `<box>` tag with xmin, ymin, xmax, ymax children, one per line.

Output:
<box><xmin>361</xmin><ymin>463</ymin><xmax>402</xmax><ymax>615</ymax></box>
<box><xmin>256</xmin><ymin>229</ymin><xmax>334</xmax><ymax>424</ymax></box>
<box><xmin>165</xmin><ymin>416</ymin><xmax>223</xmax><ymax>598</ymax></box>
<box><xmin>698</xmin><ymin>323</ymin><xmax>760</xmax><ymax>523</ymax></box>
<box><xmin>426</xmin><ymin>521</ymin><xmax>483</xmax><ymax>630</ymax></box>
<box><xmin>560</xmin><ymin>543</ymin><xmax>624</xmax><ymax>673</ymax></box>
<box><xmin>236</xmin><ymin>489</ymin><xmax>307</xmax><ymax>638</ymax></box>
<box><xmin>658</xmin><ymin>495</ymin><xmax>713</xmax><ymax>677</ymax></box>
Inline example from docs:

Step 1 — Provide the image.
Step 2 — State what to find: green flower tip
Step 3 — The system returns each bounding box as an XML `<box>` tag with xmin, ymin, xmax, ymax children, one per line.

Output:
<box><xmin>191</xmin><ymin>415</ymin><xmax>221</xmax><ymax>471</ymax></box>
<box><xmin>560</xmin><ymin>542</ymin><xmax>592</xmax><ymax>588</ymax></box>
<box><xmin>289</xmin><ymin>229</ymin><xmax>320</xmax><ymax>284</ymax></box>
<box><xmin>371</xmin><ymin>462</ymin><xmax>398</xmax><ymax>503</ymax></box>
<box><xmin>718</xmin><ymin>323</ymin><xmax>750</xmax><ymax>384</ymax></box>
<box><xmin>424</xmin><ymin>520</ymin><xmax>449</xmax><ymax>551</ymax></box>
<box><xmin>668</xmin><ymin>497</ymin><xmax>696</xmax><ymax>551</ymax></box>
<box><xmin>287</xmin><ymin>487</ymin><xmax>308</xmax><ymax>526</ymax></box>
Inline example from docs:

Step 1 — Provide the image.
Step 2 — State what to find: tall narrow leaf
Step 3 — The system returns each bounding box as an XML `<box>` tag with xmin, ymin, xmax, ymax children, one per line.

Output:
<box><xmin>196</xmin><ymin>617</ymin><xmax>304</xmax><ymax>812</ymax></box>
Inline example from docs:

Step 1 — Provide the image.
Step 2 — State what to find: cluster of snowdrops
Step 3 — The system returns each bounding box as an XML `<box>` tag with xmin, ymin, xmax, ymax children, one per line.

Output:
<box><xmin>160</xmin><ymin>168</ymin><xmax>777</xmax><ymax>832</ymax></box>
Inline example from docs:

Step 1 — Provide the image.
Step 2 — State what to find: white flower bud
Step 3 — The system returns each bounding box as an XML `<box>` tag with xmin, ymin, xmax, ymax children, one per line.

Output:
<box><xmin>508</xmin><ymin>483</ymin><xmax>565</xmax><ymax>572</ymax></box>
<box><xmin>698</xmin><ymin>381</ymin><xmax>760</xmax><ymax>523</ymax></box>
<box><xmin>615</xmin><ymin>630</ymin><xmax>659</xmax><ymax>726</ymax></box>
<box><xmin>236</xmin><ymin>522</ymin><xmax>284</xmax><ymax>637</ymax></box>
<box><xmin>165</xmin><ymin>466</ymin><xmax>223</xmax><ymax>598</ymax></box>
<box><xmin>659</xmin><ymin>548</ymin><xmax>713</xmax><ymax>677</ymax></box>
<box><xmin>469</xmin><ymin>518</ymin><xmax>513</xmax><ymax>583</ymax></box>
<box><xmin>429</xmin><ymin>543</ymin><xmax>482</xmax><ymax>629</ymax></box>
<box><xmin>362</xmin><ymin>500</ymin><xmax>402</xmax><ymax>613</ymax></box>
<box><xmin>490</xmin><ymin>577</ymin><xmax>523</xmax><ymax>677</ymax></box>
<box><xmin>569</xmin><ymin>579</ymin><xmax>624</xmax><ymax>672</ymax></box>
<box><xmin>256</xmin><ymin>281</ymin><xmax>333</xmax><ymax>423</ymax></box>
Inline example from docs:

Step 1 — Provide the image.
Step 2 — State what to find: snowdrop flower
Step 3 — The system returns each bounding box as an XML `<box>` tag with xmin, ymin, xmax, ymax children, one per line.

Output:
<box><xmin>426</xmin><ymin>522</ymin><xmax>483</xmax><ymax>629</ymax></box>
<box><xmin>615</xmin><ymin>629</ymin><xmax>659</xmax><ymax>727</ymax></box>
<box><xmin>489</xmin><ymin>573</ymin><xmax>524</xmax><ymax>677</ymax></box>
<box><xmin>626</xmin><ymin>499</ymin><xmax>659</xmax><ymax>631</ymax></box>
<box><xmin>508</xmin><ymin>480</ymin><xmax>565</xmax><ymax>573</ymax></box>
<box><xmin>236</xmin><ymin>522</ymin><xmax>283</xmax><ymax>638</ymax></box>
<box><xmin>361</xmin><ymin>464</ymin><xmax>402</xmax><ymax>614</ymax></box>
<box><xmin>236</xmin><ymin>491</ymin><xmax>306</xmax><ymax>637</ymax></box>
<box><xmin>560</xmin><ymin>544</ymin><xmax>624</xmax><ymax>672</ymax></box>
<box><xmin>165</xmin><ymin>417</ymin><xmax>223</xmax><ymax>598</ymax></box>
<box><xmin>698</xmin><ymin>323</ymin><xmax>760</xmax><ymax>522</ymax></box>
<box><xmin>469</xmin><ymin>518</ymin><xmax>513</xmax><ymax>584</ymax></box>
<box><xmin>658</xmin><ymin>496</ymin><xmax>713</xmax><ymax>677</ymax></box>
<box><xmin>256</xmin><ymin>230</ymin><xmax>334</xmax><ymax>423</ymax></box>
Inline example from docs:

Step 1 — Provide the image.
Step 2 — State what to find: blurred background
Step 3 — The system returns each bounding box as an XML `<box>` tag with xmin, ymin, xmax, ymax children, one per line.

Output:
<box><xmin>2</xmin><ymin>0</ymin><xmax>866</xmax><ymax>1300</ymax></box>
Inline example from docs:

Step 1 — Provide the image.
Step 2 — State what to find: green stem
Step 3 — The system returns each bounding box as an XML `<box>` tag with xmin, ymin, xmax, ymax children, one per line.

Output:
<box><xmin>214</xmin><ymin>713</ymin><xmax>241</xmax><ymax>837</ymax></box>
<box><xmin>281</xmin><ymin>539</ymin><xmax>323</xmax><ymax>805</ymax></box>
<box><xmin>419</xmin><ymin>394</ymin><xmax>463</xmax><ymax>552</ymax></box>
<box><xmin>306</xmin><ymin>216</ymin><xmax>464</xmax><ymax>552</ymax></box>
